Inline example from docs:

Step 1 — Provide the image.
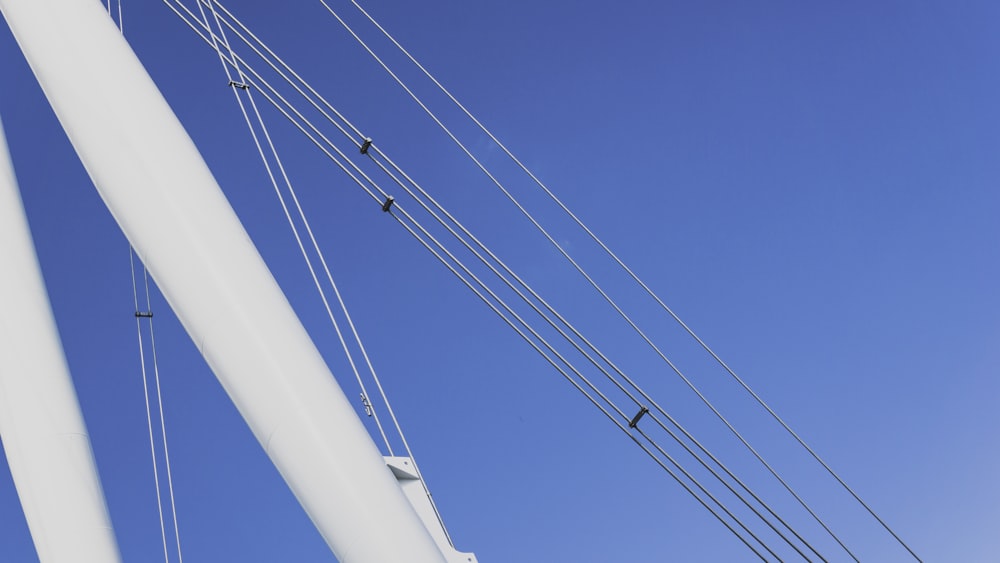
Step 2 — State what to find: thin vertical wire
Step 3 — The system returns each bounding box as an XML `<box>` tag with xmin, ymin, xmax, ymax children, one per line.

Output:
<box><xmin>142</xmin><ymin>269</ymin><xmax>184</xmax><ymax>563</ymax></box>
<box><xmin>130</xmin><ymin>248</ymin><xmax>170</xmax><ymax>563</ymax></box>
<box><xmin>116</xmin><ymin>5</ymin><xmax>183</xmax><ymax>558</ymax></box>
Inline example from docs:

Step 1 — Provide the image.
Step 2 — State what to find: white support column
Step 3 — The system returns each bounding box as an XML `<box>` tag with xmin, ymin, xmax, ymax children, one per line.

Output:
<box><xmin>0</xmin><ymin>1</ymin><xmax>448</xmax><ymax>561</ymax></box>
<box><xmin>0</xmin><ymin>116</ymin><xmax>122</xmax><ymax>562</ymax></box>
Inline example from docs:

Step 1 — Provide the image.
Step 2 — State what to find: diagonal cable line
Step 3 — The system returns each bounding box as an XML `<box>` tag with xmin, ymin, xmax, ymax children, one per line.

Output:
<box><xmin>341</xmin><ymin>2</ymin><xmax>919</xmax><ymax>558</ymax></box>
<box><xmin>191</xmin><ymin>1</ymin><xmax>464</xmax><ymax>542</ymax></box>
<box><xmin>157</xmin><ymin>2</ymin><xmax>848</xmax><ymax>558</ymax></box>
<box><xmin>183</xmin><ymin>15</ymin><xmax>816</xmax><ymax>554</ymax></box>
<box><xmin>162</xmin><ymin>5</ymin><xmax>804</xmax><ymax>560</ymax></box>
<box><xmin>330</xmin><ymin>1</ymin><xmax>929</xmax><ymax>559</ymax></box>
<box><xmin>192</xmin><ymin>0</ymin><xmax>397</xmax><ymax>454</ymax></box>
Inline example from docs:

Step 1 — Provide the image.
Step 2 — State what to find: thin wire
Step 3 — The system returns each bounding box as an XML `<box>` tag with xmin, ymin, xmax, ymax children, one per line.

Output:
<box><xmin>182</xmin><ymin>12</ymin><xmax>467</xmax><ymax>544</ymax></box>
<box><xmin>162</xmin><ymin>1</ymin><xmax>379</xmax><ymax>203</ymax></box>
<box><xmin>165</xmin><ymin>8</ymin><xmax>798</xmax><ymax>555</ymax></box>
<box><xmin>285</xmin><ymin>7</ymin><xmax>823</xmax><ymax>552</ymax></box>
<box><xmin>191</xmin><ymin>0</ymin><xmax>396</xmax><ymax>452</ymax></box>
<box><xmin>193</xmin><ymin>6</ymin><xmax>663</xmax><ymax>437</ymax></box>
<box><xmin>356</xmin><ymin>134</ymin><xmax>824</xmax><ymax>558</ymax></box>
<box><xmin>114</xmin><ymin>2</ymin><xmax>183</xmax><ymax>556</ymax></box>
<box><xmin>130</xmin><ymin>248</ymin><xmax>170</xmax><ymax>563</ymax></box>
<box><xmin>142</xmin><ymin>268</ymin><xmax>184</xmax><ymax>563</ymax></box>
<box><xmin>337</xmin><ymin>2</ymin><xmax>912</xmax><ymax>559</ymax></box>
<box><xmin>201</xmin><ymin>0</ymin><xmax>366</xmax><ymax>139</ymax></box>
<box><xmin>186</xmin><ymin>25</ymin><xmax>635</xmax><ymax>431</ymax></box>
<box><xmin>376</xmin><ymin>156</ymin><xmax>787</xmax><ymax>557</ymax></box>
<box><xmin>181</xmin><ymin>0</ymin><xmax>629</xmax><ymax>442</ymax></box>
<box><xmin>362</xmin><ymin>138</ymin><xmax>818</xmax><ymax>558</ymax></box>
<box><xmin>383</xmin><ymin>211</ymin><xmax>771</xmax><ymax>562</ymax></box>
<box><xmin>161</xmin><ymin>5</ymin><xmax>805</xmax><ymax>557</ymax></box>
<box><xmin>159</xmin><ymin>12</ymin><xmax>636</xmax><ymax>552</ymax></box>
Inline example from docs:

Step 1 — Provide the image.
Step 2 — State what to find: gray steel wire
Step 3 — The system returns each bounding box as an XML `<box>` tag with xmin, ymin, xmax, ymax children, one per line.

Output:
<box><xmin>157</xmin><ymin>3</ymin><xmax>831</xmax><ymax>558</ymax></box>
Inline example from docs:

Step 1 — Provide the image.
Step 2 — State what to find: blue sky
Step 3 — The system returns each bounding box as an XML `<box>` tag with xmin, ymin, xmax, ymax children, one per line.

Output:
<box><xmin>2</xmin><ymin>1</ymin><xmax>998</xmax><ymax>561</ymax></box>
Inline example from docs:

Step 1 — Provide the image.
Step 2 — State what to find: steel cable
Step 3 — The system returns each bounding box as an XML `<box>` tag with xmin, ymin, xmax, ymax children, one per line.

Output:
<box><xmin>159</xmin><ymin>3</ymin><xmax>824</xmax><ymax>558</ymax></box>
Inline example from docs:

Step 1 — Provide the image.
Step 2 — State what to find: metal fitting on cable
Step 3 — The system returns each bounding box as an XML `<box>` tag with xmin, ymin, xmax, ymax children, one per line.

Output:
<box><xmin>382</xmin><ymin>196</ymin><xmax>395</xmax><ymax>212</ymax></box>
<box><xmin>228</xmin><ymin>79</ymin><xmax>249</xmax><ymax>90</ymax></box>
<box><xmin>628</xmin><ymin>406</ymin><xmax>649</xmax><ymax>429</ymax></box>
<box><xmin>360</xmin><ymin>137</ymin><xmax>373</xmax><ymax>154</ymax></box>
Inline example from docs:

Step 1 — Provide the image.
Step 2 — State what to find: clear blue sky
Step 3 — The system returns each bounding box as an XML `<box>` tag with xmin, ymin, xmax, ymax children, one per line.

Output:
<box><xmin>2</xmin><ymin>1</ymin><xmax>998</xmax><ymax>561</ymax></box>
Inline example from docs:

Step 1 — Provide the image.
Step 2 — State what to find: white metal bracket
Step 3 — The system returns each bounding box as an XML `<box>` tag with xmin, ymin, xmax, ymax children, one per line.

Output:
<box><xmin>385</xmin><ymin>457</ymin><xmax>478</xmax><ymax>563</ymax></box>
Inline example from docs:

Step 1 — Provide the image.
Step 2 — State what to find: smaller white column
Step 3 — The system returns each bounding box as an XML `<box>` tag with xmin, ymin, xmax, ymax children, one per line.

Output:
<box><xmin>0</xmin><ymin>115</ymin><xmax>122</xmax><ymax>562</ymax></box>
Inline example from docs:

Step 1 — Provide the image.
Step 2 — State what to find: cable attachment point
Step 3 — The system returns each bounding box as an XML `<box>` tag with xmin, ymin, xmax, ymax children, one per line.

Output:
<box><xmin>134</xmin><ymin>311</ymin><xmax>154</xmax><ymax>318</ymax></box>
<box><xmin>228</xmin><ymin>79</ymin><xmax>249</xmax><ymax>90</ymax></box>
<box><xmin>628</xmin><ymin>406</ymin><xmax>649</xmax><ymax>429</ymax></box>
<box><xmin>360</xmin><ymin>137</ymin><xmax>373</xmax><ymax>154</ymax></box>
<box><xmin>381</xmin><ymin>195</ymin><xmax>395</xmax><ymax>212</ymax></box>
<box><xmin>360</xmin><ymin>393</ymin><xmax>373</xmax><ymax>417</ymax></box>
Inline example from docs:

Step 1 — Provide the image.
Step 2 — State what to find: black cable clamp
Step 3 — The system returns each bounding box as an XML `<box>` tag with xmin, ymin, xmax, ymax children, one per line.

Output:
<box><xmin>628</xmin><ymin>406</ymin><xmax>649</xmax><ymax>429</ymax></box>
<box><xmin>382</xmin><ymin>195</ymin><xmax>395</xmax><ymax>212</ymax></box>
<box><xmin>134</xmin><ymin>311</ymin><xmax>154</xmax><ymax>318</ymax></box>
<box><xmin>227</xmin><ymin>80</ymin><xmax>249</xmax><ymax>90</ymax></box>
<box><xmin>360</xmin><ymin>137</ymin><xmax>373</xmax><ymax>154</ymax></box>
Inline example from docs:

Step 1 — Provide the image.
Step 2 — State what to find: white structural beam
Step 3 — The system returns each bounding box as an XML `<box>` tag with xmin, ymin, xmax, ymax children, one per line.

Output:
<box><xmin>0</xmin><ymin>1</ymin><xmax>448</xmax><ymax>561</ymax></box>
<box><xmin>0</xmin><ymin>116</ymin><xmax>122</xmax><ymax>562</ymax></box>
<box><xmin>386</xmin><ymin>457</ymin><xmax>478</xmax><ymax>563</ymax></box>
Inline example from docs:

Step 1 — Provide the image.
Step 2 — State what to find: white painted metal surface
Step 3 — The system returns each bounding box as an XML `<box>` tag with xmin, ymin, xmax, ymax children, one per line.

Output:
<box><xmin>0</xmin><ymin>1</ymin><xmax>448</xmax><ymax>561</ymax></box>
<box><xmin>386</xmin><ymin>457</ymin><xmax>477</xmax><ymax>563</ymax></box>
<box><xmin>0</xmin><ymin>116</ymin><xmax>122</xmax><ymax>562</ymax></box>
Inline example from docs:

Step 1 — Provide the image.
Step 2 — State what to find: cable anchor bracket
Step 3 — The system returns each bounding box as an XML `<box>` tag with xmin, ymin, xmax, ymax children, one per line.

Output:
<box><xmin>628</xmin><ymin>406</ymin><xmax>649</xmax><ymax>429</ymax></box>
<box><xmin>381</xmin><ymin>195</ymin><xmax>395</xmax><ymax>212</ymax></box>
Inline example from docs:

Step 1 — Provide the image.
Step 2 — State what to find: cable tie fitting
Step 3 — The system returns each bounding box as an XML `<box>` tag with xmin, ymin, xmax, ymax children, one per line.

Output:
<box><xmin>381</xmin><ymin>195</ymin><xmax>395</xmax><ymax>212</ymax></box>
<box><xmin>134</xmin><ymin>311</ymin><xmax>154</xmax><ymax>318</ymax></box>
<box><xmin>228</xmin><ymin>80</ymin><xmax>249</xmax><ymax>90</ymax></box>
<box><xmin>628</xmin><ymin>406</ymin><xmax>649</xmax><ymax>429</ymax></box>
<box><xmin>360</xmin><ymin>137</ymin><xmax>373</xmax><ymax>154</ymax></box>
<box><xmin>360</xmin><ymin>393</ymin><xmax>373</xmax><ymax>417</ymax></box>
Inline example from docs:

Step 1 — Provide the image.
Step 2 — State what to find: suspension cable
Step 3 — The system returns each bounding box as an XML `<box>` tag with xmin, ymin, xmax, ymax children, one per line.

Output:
<box><xmin>361</xmin><ymin>135</ymin><xmax>823</xmax><ymax>558</ymax></box>
<box><xmin>346</xmin><ymin>2</ymin><xmax>919</xmax><ymax>558</ymax></box>
<box><xmin>331</xmin><ymin>1</ymin><xmax>924</xmax><ymax>559</ymax></box>
<box><xmin>129</xmin><ymin>249</ymin><xmax>171</xmax><ymax>563</ymax></box>
<box><xmin>164</xmin><ymin>4</ymin><xmax>804</xmax><ymax>556</ymax></box>
<box><xmin>140</xmin><ymin>266</ymin><xmax>184</xmax><ymax>563</ymax></box>
<box><xmin>280</xmin><ymin>5</ymin><xmax>828</xmax><ymax>555</ymax></box>
<box><xmin>116</xmin><ymin>3</ymin><xmax>185</xmax><ymax>560</ymax></box>
<box><xmin>160</xmin><ymin>3</ymin><xmax>822</xmax><ymax>557</ymax></box>
<box><xmin>190</xmin><ymin>0</ymin><xmax>467</xmax><ymax>544</ymax></box>
<box><xmin>194</xmin><ymin>0</ymin><xmax>399</xmax><ymax>454</ymax></box>
<box><xmin>383</xmin><ymin>209</ymin><xmax>772</xmax><ymax>562</ymax></box>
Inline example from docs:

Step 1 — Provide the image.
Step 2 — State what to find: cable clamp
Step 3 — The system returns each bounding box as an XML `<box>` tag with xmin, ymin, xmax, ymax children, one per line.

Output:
<box><xmin>360</xmin><ymin>137</ymin><xmax>373</xmax><ymax>154</ymax></box>
<box><xmin>381</xmin><ymin>195</ymin><xmax>395</xmax><ymax>212</ymax></box>
<box><xmin>228</xmin><ymin>80</ymin><xmax>249</xmax><ymax>90</ymax></box>
<box><xmin>360</xmin><ymin>393</ymin><xmax>373</xmax><ymax>417</ymax></box>
<box><xmin>628</xmin><ymin>406</ymin><xmax>649</xmax><ymax>429</ymax></box>
<box><xmin>134</xmin><ymin>311</ymin><xmax>154</xmax><ymax>318</ymax></box>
